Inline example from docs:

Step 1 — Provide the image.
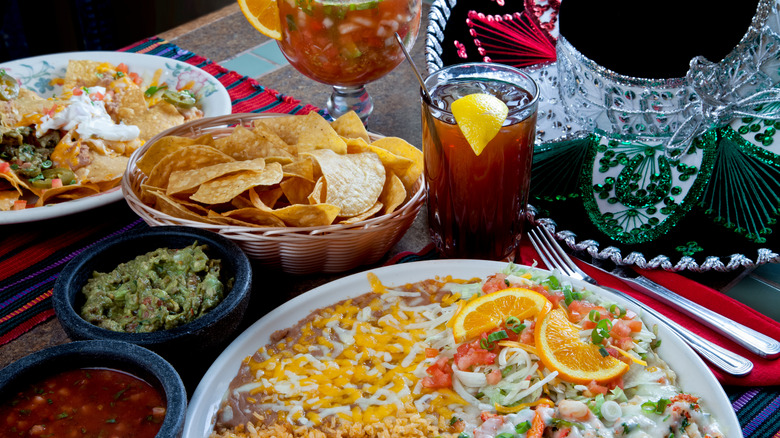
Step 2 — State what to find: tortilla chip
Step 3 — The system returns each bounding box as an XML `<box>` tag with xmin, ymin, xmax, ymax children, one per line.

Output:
<box><xmin>221</xmin><ymin>208</ymin><xmax>286</xmax><ymax>227</ymax></box>
<box><xmin>146</xmin><ymin>145</ymin><xmax>234</xmax><ymax>189</ymax></box>
<box><xmin>137</xmin><ymin>135</ymin><xmax>199</xmax><ymax>175</ymax></box>
<box><xmin>118</xmin><ymin>94</ymin><xmax>184</xmax><ymax>141</ymax></box>
<box><xmin>63</xmin><ymin>60</ymin><xmax>103</xmax><ymax>90</ymax></box>
<box><xmin>295</xmin><ymin>112</ymin><xmax>347</xmax><ymax>154</ymax></box>
<box><xmin>369</xmin><ymin>137</ymin><xmax>423</xmax><ymax>191</ymax></box>
<box><xmin>83</xmin><ymin>152</ymin><xmax>128</xmax><ymax>183</ymax></box>
<box><xmin>215</xmin><ymin>125</ymin><xmax>293</xmax><ymax>161</ymax></box>
<box><xmin>36</xmin><ymin>184</ymin><xmax>100</xmax><ymax>206</ymax></box>
<box><xmin>249</xmin><ymin>187</ymin><xmax>285</xmax><ymax>209</ymax></box>
<box><xmin>280</xmin><ymin>177</ymin><xmax>316</xmax><ymax>205</ymax></box>
<box><xmin>339</xmin><ymin>201</ymin><xmax>383</xmax><ymax>224</ymax></box>
<box><xmin>269</xmin><ymin>203</ymin><xmax>341</xmax><ymax>227</ymax></box>
<box><xmin>379</xmin><ymin>170</ymin><xmax>407</xmax><ymax>214</ymax></box>
<box><xmin>367</xmin><ymin>144</ymin><xmax>414</xmax><ymax>177</ymax></box>
<box><xmin>303</xmin><ymin>149</ymin><xmax>385</xmax><ymax>217</ymax></box>
<box><xmin>253</xmin><ymin>115</ymin><xmax>304</xmax><ymax>145</ymax></box>
<box><xmin>307</xmin><ymin>176</ymin><xmax>326</xmax><ymax>204</ymax></box>
<box><xmin>167</xmin><ymin>158</ymin><xmax>266</xmax><ymax>196</ymax></box>
<box><xmin>344</xmin><ymin>137</ymin><xmax>372</xmax><ymax>154</ymax></box>
<box><xmin>331</xmin><ymin>110</ymin><xmax>370</xmax><ymax>143</ymax></box>
<box><xmin>190</xmin><ymin>162</ymin><xmax>283</xmax><ymax>204</ymax></box>
<box><xmin>151</xmin><ymin>190</ymin><xmax>217</xmax><ymax>223</ymax></box>
<box><xmin>282</xmin><ymin>157</ymin><xmax>315</xmax><ymax>182</ymax></box>
<box><xmin>0</xmin><ymin>190</ymin><xmax>20</xmax><ymax>211</ymax></box>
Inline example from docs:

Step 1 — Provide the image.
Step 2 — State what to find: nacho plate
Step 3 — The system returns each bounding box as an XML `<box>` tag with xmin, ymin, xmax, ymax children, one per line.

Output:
<box><xmin>0</xmin><ymin>51</ymin><xmax>231</xmax><ymax>225</ymax></box>
<box><xmin>184</xmin><ymin>260</ymin><xmax>741</xmax><ymax>438</ymax></box>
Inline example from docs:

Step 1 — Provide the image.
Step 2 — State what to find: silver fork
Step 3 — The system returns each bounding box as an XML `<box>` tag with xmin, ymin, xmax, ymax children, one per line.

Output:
<box><xmin>528</xmin><ymin>226</ymin><xmax>754</xmax><ymax>377</ymax></box>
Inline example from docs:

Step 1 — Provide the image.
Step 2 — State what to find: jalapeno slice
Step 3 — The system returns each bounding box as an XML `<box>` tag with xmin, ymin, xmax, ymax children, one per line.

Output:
<box><xmin>0</xmin><ymin>70</ymin><xmax>20</xmax><ymax>101</ymax></box>
<box><xmin>30</xmin><ymin>168</ymin><xmax>77</xmax><ymax>188</ymax></box>
<box><xmin>161</xmin><ymin>89</ymin><xmax>196</xmax><ymax>109</ymax></box>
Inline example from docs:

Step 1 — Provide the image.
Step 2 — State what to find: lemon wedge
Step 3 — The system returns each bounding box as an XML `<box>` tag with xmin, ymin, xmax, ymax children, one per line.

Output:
<box><xmin>451</xmin><ymin>93</ymin><xmax>508</xmax><ymax>156</ymax></box>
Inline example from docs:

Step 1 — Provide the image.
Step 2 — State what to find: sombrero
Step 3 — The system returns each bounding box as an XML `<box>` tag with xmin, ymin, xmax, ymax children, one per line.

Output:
<box><xmin>425</xmin><ymin>0</ymin><xmax>780</xmax><ymax>272</ymax></box>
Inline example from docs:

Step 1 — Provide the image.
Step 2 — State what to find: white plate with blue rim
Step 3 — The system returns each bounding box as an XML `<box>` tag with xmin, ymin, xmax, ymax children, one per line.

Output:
<box><xmin>0</xmin><ymin>51</ymin><xmax>232</xmax><ymax>225</ymax></box>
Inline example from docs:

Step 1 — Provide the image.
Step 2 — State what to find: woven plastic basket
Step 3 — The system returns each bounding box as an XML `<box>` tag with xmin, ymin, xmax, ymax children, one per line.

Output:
<box><xmin>122</xmin><ymin>113</ymin><xmax>425</xmax><ymax>274</ymax></box>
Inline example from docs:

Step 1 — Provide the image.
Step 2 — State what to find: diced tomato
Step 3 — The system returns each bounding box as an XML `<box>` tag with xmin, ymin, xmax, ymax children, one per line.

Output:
<box><xmin>609</xmin><ymin>320</ymin><xmax>632</xmax><ymax>338</ymax></box>
<box><xmin>12</xmin><ymin>200</ymin><xmax>27</xmax><ymax>210</ymax></box>
<box><xmin>568</xmin><ymin>300</ymin><xmax>609</xmax><ymax>323</ymax></box>
<box><xmin>533</xmin><ymin>286</ymin><xmax>565</xmax><ymax>308</ymax></box>
<box><xmin>116</xmin><ymin>63</ymin><xmax>129</xmax><ymax>74</ymax></box>
<box><xmin>129</xmin><ymin>72</ymin><xmax>142</xmax><ymax>85</ymax></box>
<box><xmin>0</xmin><ymin>161</ymin><xmax>10</xmax><ymax>173</ymax></box>
<box><xmin>51</xmin><ymin>178</ymin><xmax>63</xmax><ymax>189</ymax></box>
<box><xmin>425</xmin><ymin>348</ymin><xmax>439</xmax><ymax>358</ymax></box>
<box><xmin>486</xmin><ymin>369</ymin><xmax>502</xmax><ymax>385</ymax></box>
<box><xmin>454</xmin><ymin>340</ymin><xmax>497</xmax><ymax>371</ymax></box>
<box><xmin>614</xmin><ymin>336</ymin><xmax>635</xmax><ymax>351</ymax></box>
<box><xmin>520</xmin><ymin>323</ymin><xmax>535</xmax><ymax>344</ymax></box>
<box><xmin>626</xmin><ymin>319</ymin><xmax>643</xmax><ymax>332</ymax></box>
<box><xmin>421</xmin><ymin>357</ymin><xmax>452</xmax><ymax>389</ymax></box>
<box><xmin>482</xmin><ymin>274</ymin><xmax>508</xmax><ymax>293</ymax></box>
<box><xmin>89</xmin><ymin>92</ymin><xmax>104</xmax><ymax>101</ymax></box>
<box><xmin>586</xmin><ymin>380</ymin><xmax>609</xmax><ymax>395</ymax></box>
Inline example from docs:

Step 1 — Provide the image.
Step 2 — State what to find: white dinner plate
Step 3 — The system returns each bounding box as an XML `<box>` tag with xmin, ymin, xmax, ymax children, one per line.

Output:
<box><xmin>184</xmin><ymin>260</ymin><xmax>742</xmax><ymax>438</ymax></box>
<box><xmin>0</xmin><ymin>51</ymin><xmax>232</xmax><ymax>225</ymax></box>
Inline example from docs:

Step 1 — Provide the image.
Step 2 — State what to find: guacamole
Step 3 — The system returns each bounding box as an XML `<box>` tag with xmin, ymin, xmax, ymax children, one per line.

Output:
<box><xmin>80</xmin><ymin>243</ymin><xmax>229</xmax><ymax>333</ymax></box>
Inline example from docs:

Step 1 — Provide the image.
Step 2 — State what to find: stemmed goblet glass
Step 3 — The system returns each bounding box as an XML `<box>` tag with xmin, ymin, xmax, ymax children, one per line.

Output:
<box><xmin>276</xmin><ymin>0</ymin><xmax>422</xmax><ymax>123</ymax></box>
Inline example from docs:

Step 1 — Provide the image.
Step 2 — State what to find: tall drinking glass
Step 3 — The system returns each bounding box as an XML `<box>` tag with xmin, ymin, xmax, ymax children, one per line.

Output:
<box><xmin>422</xmin><ymin>63</ymin><xmax>539</xmax><ymax>261</ymax></box>
<box><xmin>277</xmin><ymin>0</ymin><xmax>422</xmax><ymax>122</ymax></box>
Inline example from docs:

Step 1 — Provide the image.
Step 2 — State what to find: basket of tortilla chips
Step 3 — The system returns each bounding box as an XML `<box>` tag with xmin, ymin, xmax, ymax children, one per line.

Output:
<box><xmin>122</xmin><ymin>111</ymin><xmax>425</xmax><ymax>274</ymax></box>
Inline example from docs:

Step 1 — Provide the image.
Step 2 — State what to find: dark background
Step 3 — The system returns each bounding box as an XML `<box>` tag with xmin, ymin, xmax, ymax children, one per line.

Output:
<box><xmin>1</xmin><ymin>0</ymin><xmax>234</xmax><ymax>63</ymax></box>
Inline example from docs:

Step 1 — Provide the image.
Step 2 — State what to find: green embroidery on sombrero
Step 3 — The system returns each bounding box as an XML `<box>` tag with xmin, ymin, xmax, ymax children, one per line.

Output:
<box><xmin>675</xmin><ymin>241</ymin><xmax>704</xmax><ymax>257</ymax></box>
<box><xmin>698</xmin><ymin>126</ymin><xmax>780</xmax><ymax>243</ymax></box>
<box><xmin>581</xmin><ymin>130</ymin><xmax>717</xmax><ymax>245</ymax></box>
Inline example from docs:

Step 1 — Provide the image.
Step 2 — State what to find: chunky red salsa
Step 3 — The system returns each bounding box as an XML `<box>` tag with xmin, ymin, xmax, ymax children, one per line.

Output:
<box><xmin>1</xmin><ymin>368</ymin><xmax>166</xmax><ymax>437</ymax></box>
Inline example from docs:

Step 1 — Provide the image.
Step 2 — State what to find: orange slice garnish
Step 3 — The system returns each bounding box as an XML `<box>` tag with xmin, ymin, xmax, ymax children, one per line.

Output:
<box><xmin>451</xmin><ymin>287</ymin><xmax>552</xmax><ymax>342</ymax></box>
<box><xmin>534</xmin><ymin>308</ymin><xmax>629</xmax><ymax>384</ymax></box>
<box><xmin>237</xmin><ymin>0</ymin><xmax>282</xmax><ymax>40</ymax></box>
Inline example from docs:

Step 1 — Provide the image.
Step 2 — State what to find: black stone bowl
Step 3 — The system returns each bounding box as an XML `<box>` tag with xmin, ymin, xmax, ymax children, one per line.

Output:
<box><xmin>53</xmin><ymin>225</ymin><xmax>252</xmax><ymax>367</ymax></box>
<box><xmin>0</xmin><ymin>340</ymin><xmax>187</xmax><ymax>438</ymax></box>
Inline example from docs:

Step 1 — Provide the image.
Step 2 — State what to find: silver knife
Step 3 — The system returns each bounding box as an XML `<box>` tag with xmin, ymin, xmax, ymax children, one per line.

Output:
<box><xmin>577</xmin><ymin>257</ymin><xmax>780</xmax><ymax>360</ymax></box>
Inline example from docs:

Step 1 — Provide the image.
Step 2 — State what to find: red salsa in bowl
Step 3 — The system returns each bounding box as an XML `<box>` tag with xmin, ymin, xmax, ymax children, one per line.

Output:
<box><xmin>1</xmin><ymin>368</ymin><xmax>165</xmax><ymax>437</ymax></box>
<box><xmin>0</xmin><ymin>341</ymin><xmax>187</xmax><ymax>438</ymax></box>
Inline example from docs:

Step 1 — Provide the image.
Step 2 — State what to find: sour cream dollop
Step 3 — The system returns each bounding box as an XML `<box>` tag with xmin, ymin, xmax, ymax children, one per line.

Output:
<box><xmin>38</xmin><ymin>86</ymin><xmax>140</xmax><ymax>141</ymax></box>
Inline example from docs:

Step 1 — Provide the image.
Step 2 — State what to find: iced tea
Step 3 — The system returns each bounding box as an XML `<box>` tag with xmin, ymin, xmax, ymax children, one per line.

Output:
<box><xmin>422</xmin><ymin>64</ymin><xmax>538</xmax><ymax>260</ymax></box>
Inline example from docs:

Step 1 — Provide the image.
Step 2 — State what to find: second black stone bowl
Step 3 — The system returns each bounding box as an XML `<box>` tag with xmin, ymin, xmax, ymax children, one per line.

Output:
<box><xmin>0</xmin><ymin>340</ymin><xmax>187</xmax><ymax>438</ymax></box>
<box><xmin>53</xmin><ymin>225</ymin><xmax>252</xmax><ymax>366</ymax></box>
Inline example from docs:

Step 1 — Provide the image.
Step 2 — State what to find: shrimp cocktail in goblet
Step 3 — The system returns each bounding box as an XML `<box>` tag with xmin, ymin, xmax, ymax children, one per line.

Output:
<box><xmin>239</xmin><ymin>0</ymin><xmax>422</xmax><ymax>123</ymax></box>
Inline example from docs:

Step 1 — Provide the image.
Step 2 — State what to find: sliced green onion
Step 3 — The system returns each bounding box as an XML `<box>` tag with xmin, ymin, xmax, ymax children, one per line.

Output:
<box><xmin>598</xmin><ymin>346</ymin><xmax>609</xmax><ymax>357</ymax></box>
<box><xmin>480</xmin><ymin>338</ymin><xmax>494</xmax><ymax>350</ymax></box>
<box><xmin>515</xmin><ymin>421</ymin><xmax>531</xmax><ymax>434</ymax></box>
<box><xmin>610</xmin><ymin>304</ymin><xmax>626</xmax><ymax>318</ymax></box>
<box><xmin>496</xmin><ymin>433</ymin><xmax>514</xmax><ymax>438</ymax></box>
<box><xmin>588</xmin><ymin>309</ymin><xmax>601</xmax><ymax>322</ymax></box>
<box><xmin>487</xmin><ymin>330</ymin><xmax>508</xmax><ymax>343</ymax></box>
